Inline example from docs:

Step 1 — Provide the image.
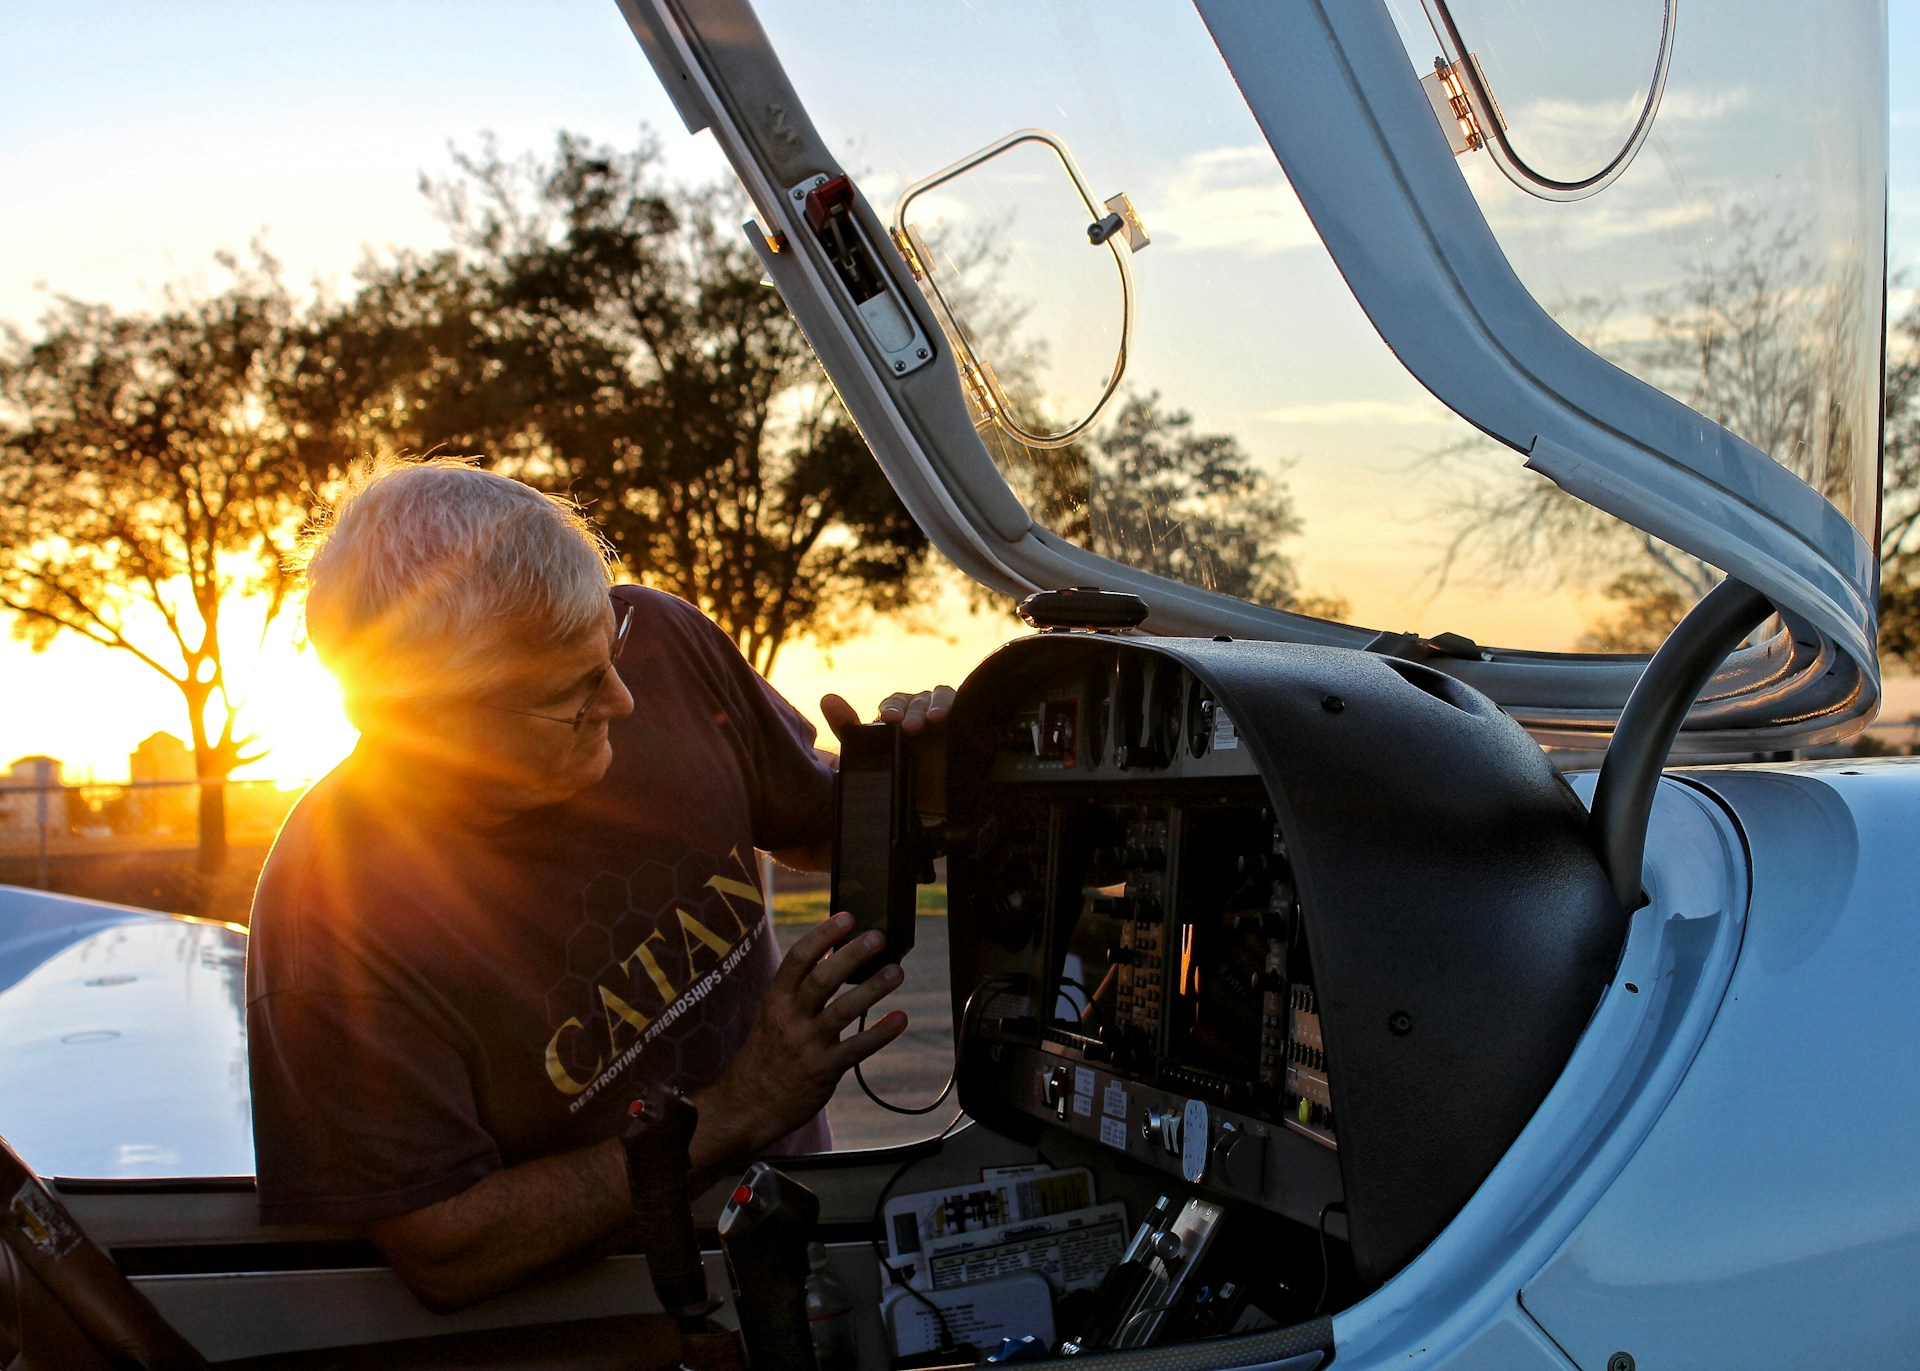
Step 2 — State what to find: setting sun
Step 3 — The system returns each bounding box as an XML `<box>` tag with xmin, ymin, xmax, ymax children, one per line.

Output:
<box><xmin>0</xmin><ymin>578</ymin><xmax>1025</xmax><ymax>787</ymax></box>
<box><xmin>0</xmin><ymin>594</ymin><xmax>358</xmax><ymax>786</ymax></box>
<box><xmin>227</xmin><ymin>637</ymin><xmax>360</xmax><ymax>783</ymax></box>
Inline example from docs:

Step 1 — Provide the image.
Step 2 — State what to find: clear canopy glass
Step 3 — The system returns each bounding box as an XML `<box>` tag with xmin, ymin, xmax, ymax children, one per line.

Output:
<box><xmin>1383</xmin><ymin>0</ymin><xmax>1886</xmax><ymax>537</ymax></box>
<box><xmin>744</xmin><ymin>0</ymin><xmax>1884</xmax><ymax>654</ymax></box>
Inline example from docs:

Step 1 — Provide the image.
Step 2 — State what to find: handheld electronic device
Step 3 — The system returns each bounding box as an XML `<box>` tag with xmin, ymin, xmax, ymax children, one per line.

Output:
<box><xmin>830</xmin><ymin>721</ymin><xmax>919</xmax><ymax>983</ymax></box>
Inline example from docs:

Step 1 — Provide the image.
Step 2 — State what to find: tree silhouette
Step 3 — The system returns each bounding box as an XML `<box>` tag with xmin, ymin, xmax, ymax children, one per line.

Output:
<box><xmin>1432</xmin><ymin>211</ymin><xmax>1887</xmax><ymax>657</ymax></box>
<box><xmin>1574</xmin><ymin>570</ymin><xmax>1693</xmax><ymax>653</ymax></box>
<box><xmin>305</xmin><ymin>132</ymin><xmax>928</xmax><ymax>675</ymax></box>
<box><xmin>1083</xmin><ymin>394</ymin><xmax>1305</xmax><ymax>605</ymax></box>
<box><xmin>1875</xmin><ymin>291</ymin><xmax>1920</xmax><ymax>668</ymax></box>
<box><xmin>965</xmin><ymin>386</ymin><xmax>1325</xmax><ymax>614</ymax></box>
<box><xmin>0</xmin><ymin>254</ymin><xmax>341</xmax><ymax>876</ymax></box>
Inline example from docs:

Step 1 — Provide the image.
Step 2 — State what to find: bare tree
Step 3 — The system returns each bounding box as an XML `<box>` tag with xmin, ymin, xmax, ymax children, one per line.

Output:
<box><xmin>1432</xmin><ymin>211</ymin><xmax>1883</xmax><ymax>653</ymax></box>
<box><xmin>1875</xmin><ymin>289</ymin><xmax>1920</xmax><ymax>667</ymax></box>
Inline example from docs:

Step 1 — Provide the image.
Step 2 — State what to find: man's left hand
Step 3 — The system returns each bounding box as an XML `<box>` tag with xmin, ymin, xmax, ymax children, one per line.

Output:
<box><xmin>691</xmin><ymin>912</ymin><xmax>907</xmax><ymax>1165</ymax></box>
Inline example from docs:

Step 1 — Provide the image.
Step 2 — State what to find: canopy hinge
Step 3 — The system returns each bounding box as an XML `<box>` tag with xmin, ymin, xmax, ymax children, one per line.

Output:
<box><xmin>1421</xmin><ymin>55</ymin><xmax>1504</xmax><ymax>156</ymax></box>
<box><xmin>888</xmin><ymin>226</ymin><xmax>927</xmax><ymax>281</ymax></box>
<box><xmin>959</xmin><ymin>355</ymin><xmax>1004</xmax><ymax>424</ymax></box>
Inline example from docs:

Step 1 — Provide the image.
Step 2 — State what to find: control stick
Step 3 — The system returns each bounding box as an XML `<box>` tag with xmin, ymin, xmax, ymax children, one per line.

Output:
<box><xmin>621</xmin><ymin>1087</ymin><xmax>713</xmax><ymax>1331</ymax></box>
<box><xmin>718</xmin><ymin>1162</ymin><xmax>822</xmax><ymax>1371</ymax></box>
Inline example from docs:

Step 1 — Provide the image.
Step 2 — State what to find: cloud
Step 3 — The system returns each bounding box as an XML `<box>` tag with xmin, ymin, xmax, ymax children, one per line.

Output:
<box><xmin>1511</xmin><ymin>86</ymin><xmax>1752</xmax><ymax>142</ymax></box>
<box><xmin>1464</xmin><ymin>155</ymin><xmax>1722</xmax><ymax>250</ymax></box>
<box><xmin>1143</xmin><ymin>145</ymin><xmax>1318</xmax><ymax>257</ymax></box>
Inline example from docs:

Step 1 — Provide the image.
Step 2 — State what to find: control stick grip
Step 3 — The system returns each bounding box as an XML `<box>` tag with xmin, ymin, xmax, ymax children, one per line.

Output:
<box><xmin>622</xmin><ymin>1086</ymin><xmax>710</xmax><ymax>1323</ymax></box>
<box><xmin>717</xmin><ymin>1163</ymin><xmax>822</xmax><ymax>1371</ymax></box>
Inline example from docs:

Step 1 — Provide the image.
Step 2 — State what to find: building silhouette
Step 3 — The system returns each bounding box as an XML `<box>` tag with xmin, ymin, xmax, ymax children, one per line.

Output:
<box><xmin>0</xmin><ymin>756</ymin><xmax>68</xmax><ymax>845</ymax></box>
<box><xmin>128</xmin><ymin>732</ymin><xmax>196</xmax><ymax>836</ymax></box>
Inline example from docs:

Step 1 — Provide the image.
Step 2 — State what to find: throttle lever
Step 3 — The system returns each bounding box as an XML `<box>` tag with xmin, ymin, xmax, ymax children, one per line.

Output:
<box><xmin>717</xmin><ymin>1162</ymin><xmax>822</xmax><ymax>1371</ymax></box>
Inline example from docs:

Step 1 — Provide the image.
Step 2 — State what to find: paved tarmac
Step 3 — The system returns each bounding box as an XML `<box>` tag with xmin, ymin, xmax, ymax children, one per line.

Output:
<box><xmin>823</xmin><ymin>914</ymin><xmax>964</xmax><ymax>1150</ymax></box>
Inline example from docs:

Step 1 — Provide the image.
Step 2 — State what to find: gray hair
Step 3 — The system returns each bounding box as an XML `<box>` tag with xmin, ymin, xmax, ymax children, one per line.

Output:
<box><xmin>299</xmin><ymin>458</ymin><xmax>614</xmax><ymax>712</ymax></box>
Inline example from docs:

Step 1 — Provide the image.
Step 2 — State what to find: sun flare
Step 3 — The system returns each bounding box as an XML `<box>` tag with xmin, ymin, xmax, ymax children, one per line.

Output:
<box><xmin>229</xmin><ymin>643</ymin><xmax>359</xmax><ymax>784</ymax></box>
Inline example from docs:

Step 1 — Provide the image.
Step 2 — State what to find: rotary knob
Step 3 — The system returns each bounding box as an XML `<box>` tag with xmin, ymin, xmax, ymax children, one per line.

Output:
<box><xmin>1141</xmin><ymin>1106</ymin><xmax>1183</xmax><ymax>1156</ymax></box>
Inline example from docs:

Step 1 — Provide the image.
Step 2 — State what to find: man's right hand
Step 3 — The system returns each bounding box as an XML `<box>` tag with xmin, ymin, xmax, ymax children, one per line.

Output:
<box><xmin>692</xmin><ymin>911</ymin><xmax>907</xmax><ymax>1168</ymax></box>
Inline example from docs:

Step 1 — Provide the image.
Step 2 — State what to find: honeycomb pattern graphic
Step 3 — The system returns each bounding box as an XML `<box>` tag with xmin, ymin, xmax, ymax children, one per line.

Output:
<box><xmin>542</xmin><ymin>849</ymin><xmax>769</xmax><ymax>1100</ymax></box>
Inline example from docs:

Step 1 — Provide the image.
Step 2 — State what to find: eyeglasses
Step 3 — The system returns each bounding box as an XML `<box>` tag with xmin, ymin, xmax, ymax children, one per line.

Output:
<box><xmin>485</xmin><ymin>602</ymin><xmax>635</xmax><ymax>734</ymax></box>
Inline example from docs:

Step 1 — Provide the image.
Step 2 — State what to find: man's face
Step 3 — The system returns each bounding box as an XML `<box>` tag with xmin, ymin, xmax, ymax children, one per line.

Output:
<box><xmin>420</xmin><ymin>604</ymin><xmax>637</xmax><ymax>818</ymax></box>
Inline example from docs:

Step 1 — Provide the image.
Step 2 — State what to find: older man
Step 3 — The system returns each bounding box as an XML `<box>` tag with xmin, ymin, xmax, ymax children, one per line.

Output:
<box><xmin>246</xmin><ymin>459</ymin><xmax>942</xmax><ymax>1309</ymax></box>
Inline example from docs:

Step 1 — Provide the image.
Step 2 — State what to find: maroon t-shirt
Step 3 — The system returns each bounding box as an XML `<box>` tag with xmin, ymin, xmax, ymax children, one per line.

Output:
<box><xmin>246</xmin><ymin>587</ymin><xmax>835</xmax><ymax>1225</ymax></box>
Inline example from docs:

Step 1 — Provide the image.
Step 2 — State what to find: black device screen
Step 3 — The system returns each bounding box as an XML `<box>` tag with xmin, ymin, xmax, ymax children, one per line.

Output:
<box><xmin>830</xmin><ymin>722</ymin><xmax>918</xmax><ymax>983</ymax></box>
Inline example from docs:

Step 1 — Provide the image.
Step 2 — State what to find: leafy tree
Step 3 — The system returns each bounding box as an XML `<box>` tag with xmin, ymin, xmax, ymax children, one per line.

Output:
<box><xmin>1574</xmin><ymin>570</ymin><xmax>1693</xmax><ymax>653</ymax></box>
<box><xmin>1083</xmin><ymin>393</ymin><xmax>1305</xmax><ymax>606</ymax></box>
<box><xmin>0</xmin><ymin>255</ymin><xmax>341</xmax><ymax>876</ymax></box>
<box><xmin>967</xmin><ymin>381</ymin><xmax>1321</xmax><ymax>612</ymax></box>
<box><xmin>305</xmin><ymin>132</ymin><xmax>928</xmax><ymax>674</ymax></box>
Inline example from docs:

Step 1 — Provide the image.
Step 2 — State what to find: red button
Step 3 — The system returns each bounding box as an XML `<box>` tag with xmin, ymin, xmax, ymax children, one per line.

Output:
<box><xmin>732</xmin><ymin>1186</ymin><xmax>754</xmax><ymax>1207</ymax></box>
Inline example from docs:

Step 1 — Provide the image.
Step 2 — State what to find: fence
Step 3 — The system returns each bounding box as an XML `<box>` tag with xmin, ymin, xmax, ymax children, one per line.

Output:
<box><xmin>0</xmin><ymin>779</ymin><xmax>311</xmax><ymax>889</ymax></box>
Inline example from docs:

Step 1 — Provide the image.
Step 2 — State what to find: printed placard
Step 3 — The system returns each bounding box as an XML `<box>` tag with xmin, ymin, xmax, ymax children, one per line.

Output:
<box><xmin>921</xmin><ymin>1202</ymin><xmax>1130</xmax><ymax>1293</ymax></box>
<box><xmin>882</xmin><ymin>1167</ymin><xmax>1097</xmax><ymax>1279</ymax></box>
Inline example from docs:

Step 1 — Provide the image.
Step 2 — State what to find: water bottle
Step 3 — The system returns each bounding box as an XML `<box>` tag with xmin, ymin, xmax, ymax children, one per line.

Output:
<box><xmin>805</xmin><ymin>1241</ymin><xmax>859</xmax><ymax>1371</ymax></box>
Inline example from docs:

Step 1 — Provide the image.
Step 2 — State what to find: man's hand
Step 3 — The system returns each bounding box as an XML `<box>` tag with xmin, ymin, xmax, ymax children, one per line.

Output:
<box><xmin>370</xmin><ymin>915</ymin><xmax>903</xmax><ymax>1311</ymax></box>
<box><xmin>822</xmin><ymin>686</ymin><xmax>955</xmax><ymax>738</ymax></box>
<box><xmin>691</xmin><ymin>912</ymin><xmax>907</xmax><ymax>1169</ymax></box>
<box><xmin>823</xmin><ymin>686</ymin><xmax>953</xmax><ymax>816</ymax></box>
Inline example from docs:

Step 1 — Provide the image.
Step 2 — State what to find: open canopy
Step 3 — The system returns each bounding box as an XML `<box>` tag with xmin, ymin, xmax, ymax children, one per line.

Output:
<box><xmin>617</xmin><ymin>0</ymin><xmax>1886</xmax><ymax>749</ymax></box>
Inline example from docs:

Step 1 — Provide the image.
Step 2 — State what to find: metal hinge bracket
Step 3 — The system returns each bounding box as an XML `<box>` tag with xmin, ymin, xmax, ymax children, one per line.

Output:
<box><xmin>1421</xmin><ymin>54</ymin><xmax>1505</xmax><ymax>156</ymax></box>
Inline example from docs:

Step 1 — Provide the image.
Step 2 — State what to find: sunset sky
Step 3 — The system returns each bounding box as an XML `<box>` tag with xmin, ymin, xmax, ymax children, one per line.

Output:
<box><xmin>1</xmin><ymin>2</ymin><xmax>1916</xmax><ymax>781</ymax></box>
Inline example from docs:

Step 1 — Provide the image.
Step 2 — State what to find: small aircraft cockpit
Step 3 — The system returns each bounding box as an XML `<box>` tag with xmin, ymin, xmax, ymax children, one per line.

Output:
<box><xmin>0</xmin><ymin>1</ymin><xmax>1908</xmax><ymax>1370</ymax></box>
<box><xmin>601</xmin><ymin>0</ymin><xmax>1902</xmax><ymax>1364</ymax></box>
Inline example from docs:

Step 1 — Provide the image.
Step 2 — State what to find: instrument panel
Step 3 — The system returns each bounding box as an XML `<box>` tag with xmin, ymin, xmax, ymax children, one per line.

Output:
<box><xmin>944</xmin><ymin>632</ymin><xmax>1625</xmax><ymax>1285</ymax></box>
<box><xmin>956</xmin><ymin>683</ymin><xmax>1344</xmax><ymax>1231</ymax></box>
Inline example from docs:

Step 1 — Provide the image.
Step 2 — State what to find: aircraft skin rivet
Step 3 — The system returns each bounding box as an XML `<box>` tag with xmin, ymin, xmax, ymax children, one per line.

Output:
<box><xmin>1388</xmin><ymin>1011</ymin><xmax>1412</xmax><ymax>1036</ymax></box>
